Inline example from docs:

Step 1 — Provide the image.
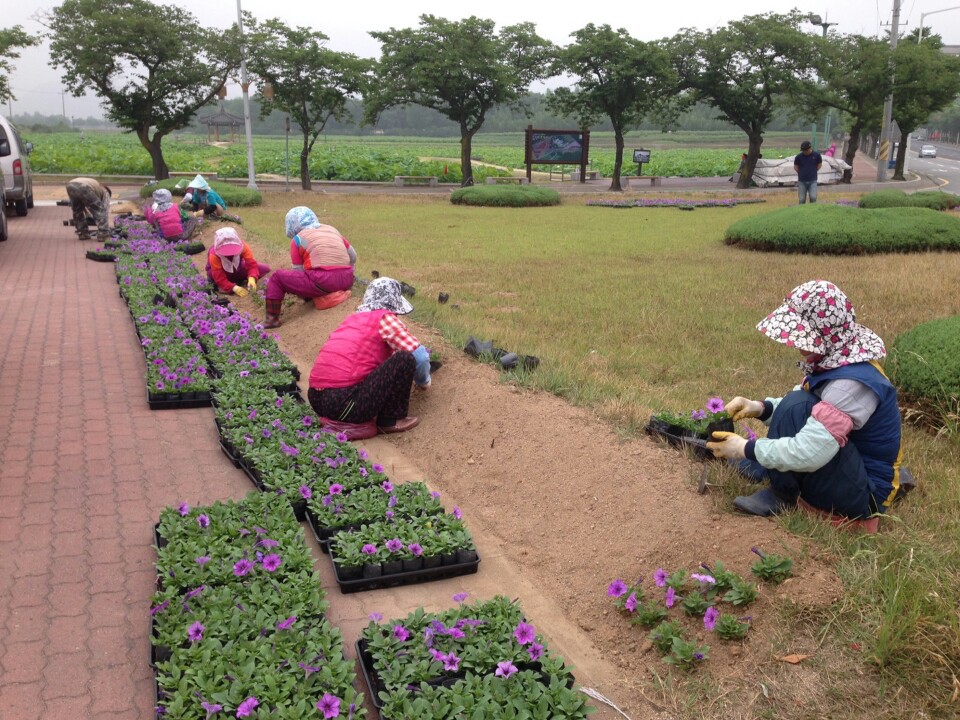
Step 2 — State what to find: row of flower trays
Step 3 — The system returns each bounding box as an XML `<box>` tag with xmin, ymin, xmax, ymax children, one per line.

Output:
<box><xmin>358</xmin><ymin>595</ymin><xmax>591</xmax><ymax>718</ymax></box>
<box><xmin>150</xmin><ymin>492</ymin><xmax>367</xmax><ymax>718</ymax></box>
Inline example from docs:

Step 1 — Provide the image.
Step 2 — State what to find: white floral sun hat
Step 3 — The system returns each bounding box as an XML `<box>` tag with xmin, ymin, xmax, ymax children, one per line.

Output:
<box><xmin>756</xmin><ymin>280</ymin><xmax>886</xmax><ymax>370</ymax></box>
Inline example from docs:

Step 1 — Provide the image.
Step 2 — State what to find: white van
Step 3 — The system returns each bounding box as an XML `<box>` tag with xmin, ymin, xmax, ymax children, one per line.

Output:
<box><xmin>0</xmin><ymin>115</ymin><xmax>34</xmax><ymax>217</ymax></box>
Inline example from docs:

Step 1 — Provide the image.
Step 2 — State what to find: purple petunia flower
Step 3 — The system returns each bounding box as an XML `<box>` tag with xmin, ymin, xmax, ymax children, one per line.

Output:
<box><xmin>704</xmin><ymin>606</ymin><xmax>719</xmax><ymax>631</ymax></box>
<box><xmin>275</xmin><ymin>615</ymin><xmax>297</xmax><ymax>630</ymax></box>
<box><xmin>666</xmin><ymin>586</ymin><xmax>677</xmax><ymax>608</ymax></box>
<box><xmin>235</xmin><ymin>696</ymin><xmax>259</xmax><ymax>717</ymax></box>
<box><xmin>691</xmin><ymin>573</ymin><xmax>716</xmax><ymax>585</ymax></box>
<box><xmin>495</xmin><ymin>661</ymin><xmax>518</xmax><ymax>678</ymax></box>
<box><xmin>257</xmin><ymin>538</ymin><xmax>279</xmax><ymax>548</ymax></box>
<box><xmin>302</xmin><ymin>416</ymin><xmax>313</xmax><ymax>426</ymax></box>
<box><xmin>261</xmin><ymin>428</ymin><xmax>272</xmax><ymax>438</ymax></box>
<box><xmin>359</xmin><ymin>449</ymin><xmax>369</xmax><ymax>460</ymax></box>
<box><xmin>527</xmin><ymin>642</ymin><xmax>544</xmax><ymax>662</ymax></box>
<box><xmin>239</xmin><ymin>371</ymin><xmax>249</xmax><ymax>378</ymax></box>
<box><xmin>408</xmin><ymin>543</ymin><xmax>423</xmax><ymax>556</ymax></box>
<box><xmin>452</xmin><ymin>506</ymin><xmax>462</xmax><ymax>520</ymax></box>
<box><xmin>431</xmin><ymin>491</ymin><xmax>441</xmax><ymax>498</ymax></box>
<box><xmin>694</xmin><ymin>652</ymin><xmax>705</xmax><ymax>661</ymax></box>
<box><xmin>298</xmin><ymin>661</ymin><xmax>321</xmax><ymax>677</ymax></box>
<box><xmin>393</xmin><ymin>624</ymin><xmax>410</xmax><ymax>641</ymax></box>
<box><xmin>372</xmin><ymin>463</ymin><xmax>384</xmax><ymax>473</ymax></box>
<box><xmin>248</xmin><ymin>410</ymin><xmax>257</xmax><ymax>420</ymax></box>
<box><xmin>514</xmin><ymin>621</ymin><xmax>536</xmax><ymax>645</ymax></box>
<box><xmin>362</xmin><ymin>544</ymin><xmax>377</xmax><ymax>555</ymax></box>
<box><xmin>453</xmin><ymin>592</ymin><xmax>468</xmax><ymax>603</ymax></box>
<box><xmin>441</xmin><ymin>652</ymin><xmax>461</xmax><ymax>672</ymax></box>
<box><xmin>607</xmin><ymin>579</ymin><xmax>628</xmax><ymax>597</ymax></box>
<box><xmin>654</xmin><ymin>568</ymin><xmax>667</xmax><ymax>587</ymax></box>
<box><xmin>316</xmin><ymin>694</ymin><xmax>340</xmax><ymax>719</ymax></box>
<box><xmin>261</xmin><ymin>554</ymin><xmax>282</xmax><ymax>572</ymax></box>
<box><xmin>201</xmin><ymin>700</ymin><xmax>222</xmax><ymax>718</ymax></box>
<box><xmin>196</xmin><ymin>556</ymin><xmax>211</xmax><ymax>566</ymax></box>
<box><xmin>358</xmin><ymin>466</ymin><xmax>368</xmax><ymax>478</ymax></box>
<box><xmin>233</xmin><ymin>559</ymin><xmax>254</xmax><ymax>577</ymax></box>
<box><xmin>197</xmin><ymin>514</ymin><xmax>210</xmax><ymax>529</ymax></box>
<box><xmin>299</xmin><ymin>485</ymin><xmax>312</xmax><ymax>500</ymax></box>
<box><xmin>329</xmin><ymin>483</ymin><xmax>343</xmax><ymax>495</ymax></box>
<box><xmin>691</xmin><ymin>409</ymin><xmax>707</xmax><ymax>420</ymax></box>
<box><xmin>280</xmin><ymin>442</ymin><xmax>299</xmax><ymax>456</ymax></box>
<box><xmin>178</xmin><ymin>502</ymin><xmax>190</xmax><ymax>516</ymax></box>
<box><xmin>386</xmin><ymin>538</ymin><xmax>403</xmax><ymax>553</ymax></box>
<box><xmin>381</xmin><ymin>480</ymin><xmax>393</xmax><ymax>493</ymax></box>
<box><xmin>187</xmin><ymin>621</ymin><xmax>204</xmax><ymax>642</ymax></box>
<box><xmin>625</xmin><ymin>592</ymin><xmax>638</xmax><ymax>612</ymax></box>
<box><xmin>368</xmin><ymin>612</ymin><xmax>383</xmax><ymax>623</ymax></box>
<box><xmin>706</xmin><ymin>397</ymin><xmax>725</xmax><ymax>413</ymax></box>
<box><xmin>185</xmin><ymin>585</ymin><xmax>206</xmax><ymax>599</ymax></box>
<box><xmin>275</xmin><ymin>397</ymin><xmax>283</xmax><ymax>408</ymax></box>
<box><xmin>388</xmin><ymin>495</ymin><xmax>398</xmax><ymax>508</ymax></box>
<box><xmin>336</xmin><ymin>432</ymin><xmax>349</xmax><ymax>443</ymax></box>
<box><xmin>150</xmin><ymin>600</ymin><xmax>170</xmax><ymax>616</ymax></box>
<box><xmin>385</xmin><ymin>510</ymin><xmax>394</xmax><ymax>520</ymax></box>
<box><xmin>741</xmin><ymin>422</ymin><xmax>757</xmax><ymax>441</ymax></box>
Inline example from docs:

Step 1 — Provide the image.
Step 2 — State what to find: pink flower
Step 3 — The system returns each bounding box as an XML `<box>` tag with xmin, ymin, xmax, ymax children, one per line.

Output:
<box><xmin>654</xmin><ymin>568</ymin><xmax>667</xmax><ymax>587</ymax></box>
<box><xmin>625</xmin><ymin>592</ymin><xmax>638</xmax><ymax>612</ymax></box>
<box><xmin>665</xmin><ymin>586</ymin><xmax>677</xmax><ymax>608</ymax></box>
<box><xmin>704</xmin><ymin>606</ymin><xmax>719</xmax><ymax>631</ymax></box>
<box><xmin>316</xmin><ymin>693</ymin><xmax>340</xmax><ymax>719</ymax></box>
<box><xmin>513</xmin><ymin>621</ymin><xmax>535</xmax><ymax>645</ymax></box>
<box><xmin>235</xmin><ymin>697</ymin><xmax>258</xmax><ymax>717</ymax></box>
<box><xmin>495</xmin><ymin>660</ymin><xmax>517</xmax><ymax>678</ymax></box>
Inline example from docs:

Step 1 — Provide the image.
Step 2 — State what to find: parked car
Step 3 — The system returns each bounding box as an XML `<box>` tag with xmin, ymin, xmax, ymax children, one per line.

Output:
<box><xmin>919</xmin><ymin>145</ymin><xmax>937</xmax><ymax>158</ymax></box>
<box><xmin>0</xmin><ymin>114</ymin><xmax>34</xmax><ymax>217</ymax></box>
<box><xmin>0</xmin><ymin>166</ymin><xmax>8</xmax><ymax>241</ymax></box>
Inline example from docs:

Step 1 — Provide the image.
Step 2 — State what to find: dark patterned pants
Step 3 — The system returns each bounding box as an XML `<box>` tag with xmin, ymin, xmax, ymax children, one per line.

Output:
<box><xmin>65</xmin><ymin>182</ymin><xmax>109</xmax><ymax>240</ymax></box>
<box><xmin>308</xmin><ymin>351</ymin><xmax>415</xmax><ymax>426</ymax></box>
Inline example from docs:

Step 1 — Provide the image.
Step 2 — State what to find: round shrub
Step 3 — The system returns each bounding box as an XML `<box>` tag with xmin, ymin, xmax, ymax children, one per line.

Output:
<box><xmin>888</xmin><ymin>316</ymin><xmax>960</xmax><ymax>428</ymax></box>
<box><xmin>859</xmin><ymin>189</ymin><xmax>960</xmax><ymax>211</ymax></box>
<box><xmin>139</xmin><ymin>179</ymin><xmax>262</xmax><ymax>207</ymax></box>
<box><xmin>450</xmin><ymin>185</ymin><xmax>561</xmax><ymax>207</ymax></box>
<box><xmin>724</xmin><ymin>204</ymin><xmax>960</xmax><ymax>254</ymax></box>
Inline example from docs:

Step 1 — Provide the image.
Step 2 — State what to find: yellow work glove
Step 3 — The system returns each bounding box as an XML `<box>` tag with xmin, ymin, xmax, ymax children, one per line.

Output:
<box><xmin>725</xmin><ymin>396</ymin><xmax>765</xmax><ymax>422</ymax></box>
<box><xmin>247</xmin><ymin>277</ymin><xmax>257</xmax><ymax>292</ymax></box>
<box><xmin>233</xmin><ymin>286</ymin><xmax>248</xmax><ymax>298</ymax></box>
<box><xmin>706</xmin><ymin>431</ymin><xmax>748</xmax><ymax>460</ymax></box>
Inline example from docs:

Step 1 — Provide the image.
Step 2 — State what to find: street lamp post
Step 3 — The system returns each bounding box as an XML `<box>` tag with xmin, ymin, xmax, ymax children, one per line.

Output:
<box><xmin>236</xmin><ymin>0</ymin><xmax>258</xmax><ymax>191</ymax></box>
<box><xmin>918</xmin><ymin>6</ymin><xmax>960</xmax><ymax>42</ymax></box>
<box><xmin>808</xmin><ymin>14</ymin><xmax>839</xmax><ymax>152</ymax></box>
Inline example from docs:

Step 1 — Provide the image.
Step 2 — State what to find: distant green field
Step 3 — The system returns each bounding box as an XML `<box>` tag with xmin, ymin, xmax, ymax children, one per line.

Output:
<box><xmin>24</xmin><ymin>130</ymin><xmax>799</xmax><ymax>180</ymax></box>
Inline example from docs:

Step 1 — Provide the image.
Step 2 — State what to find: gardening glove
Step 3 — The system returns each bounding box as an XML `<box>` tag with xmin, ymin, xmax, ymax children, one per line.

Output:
<box><xmin>706</xmin><ymin>431</ymin><xmax>747</xmax><ymax>460</ymax></box>
<box><xmin>232</xmin><ymin>285</ymin><xmax>248</xmax><ymax>298</ymax></box>
<box><xmin>247</xmin><ymin>277</ymin><xmax>257</xmax><ymax>292</ymax></box>
<box><xmin>725</xmin><ymin>396</ymin><xmax>765</xmax><ymax>422</ymax></box>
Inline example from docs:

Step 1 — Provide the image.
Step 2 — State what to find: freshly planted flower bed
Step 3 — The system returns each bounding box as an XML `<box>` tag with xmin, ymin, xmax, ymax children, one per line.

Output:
<box><xmin>358</xmin><ymin>595</ymin><xmax>589</xmax><ymax>718</ymax></box>
<box><xmin>587</xmin><ymin>197</ymin><xmax>766</xmax><ymax>209</ymax></box>
<box><xmin>329</xmin><ymin>512</ymin><xmax>478</xmax><ymax>593</ymax></box>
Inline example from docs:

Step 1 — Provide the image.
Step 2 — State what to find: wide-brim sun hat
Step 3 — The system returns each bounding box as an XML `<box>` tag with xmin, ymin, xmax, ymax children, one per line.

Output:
<box><xmin>213</xmin><ymin>227</ymin><xmax>243</xmax><ymax>257</ymax></box>
<box><xmin>756</xmin><ymin>279</ymin><xmax>886</xmax><ymax>368</ymax></box>
<box><xmin>356</xmin><ymin>277</ymin><xmax>413</xmax><ymax>315</ymax></box>
<box><xmin>187</xmin><ymin>174</ymin><xmax>211</xmax><ymax>191</ymax></box>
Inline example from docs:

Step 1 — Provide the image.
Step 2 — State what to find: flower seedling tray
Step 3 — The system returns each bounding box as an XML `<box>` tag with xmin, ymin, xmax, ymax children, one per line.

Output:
<box><xmin>147</xmin><ymin>389</ymin><xmax>212</xmax><ymax>411</ymax></box>
<box><xmin>644</xmin><ymin>421</ymin><xmax>713</xmax><ymax>461</ymax></box>
<box><xmin>329</xmin><ymin>547</ymin><xmax>480</xmax><ymax>594</ymax></box>
<box><xmin>305</xmin><ymin>507</ymin><xmax>445</xmax><ymax>555</ymax></box>
<box><xmin>354</xmin><ymin>639</ymin><xmax>575</xmax><ymax>713</ymax></box>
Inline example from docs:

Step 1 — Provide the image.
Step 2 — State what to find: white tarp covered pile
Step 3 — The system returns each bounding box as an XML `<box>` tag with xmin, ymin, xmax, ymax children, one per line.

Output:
<box><xmin>751</xmin><ymin>156</ymin><xmax>852</xmax><ymax>187</ymax></box>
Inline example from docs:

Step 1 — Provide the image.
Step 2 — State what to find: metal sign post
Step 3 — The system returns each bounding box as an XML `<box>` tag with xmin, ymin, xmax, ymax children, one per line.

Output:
<box><xmin>633</xmin><ymin>148</ymin><xmax>651</xmax><ymax>176</ymax></box>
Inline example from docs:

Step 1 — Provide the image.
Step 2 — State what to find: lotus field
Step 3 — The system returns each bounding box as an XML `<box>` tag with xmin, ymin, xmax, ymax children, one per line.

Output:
<box><xmin>26</xmin><ymin>131</ymin><xmax>797</xmax><ymax>181</ymax></box>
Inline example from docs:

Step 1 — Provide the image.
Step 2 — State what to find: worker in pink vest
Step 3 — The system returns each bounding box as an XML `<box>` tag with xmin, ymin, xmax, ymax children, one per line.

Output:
<box><xmin>307</xmin><ymin>278</ymin><xmax>432</xmax><ymax>435</ymax></box>
<box><xmin>143</xmin><ymin>188</ymin><xmax>197</xmax><ymax>241</ymax></box>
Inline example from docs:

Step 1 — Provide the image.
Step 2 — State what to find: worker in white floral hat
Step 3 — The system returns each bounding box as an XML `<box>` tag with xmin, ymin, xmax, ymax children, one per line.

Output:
<box><xmin>707</xmin><ymin>280</ymin><xmax>904</xmax><ymax>522</ymax></box>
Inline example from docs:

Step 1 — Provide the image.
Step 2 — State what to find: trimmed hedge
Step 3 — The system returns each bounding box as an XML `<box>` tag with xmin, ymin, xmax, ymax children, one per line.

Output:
<box><xmin>450</xmin><ymin>185</ymin><xmax>561</xmax><ymax>207</ymax></box>
<box><xmin>724</xmin><ymin>204</ymin><xmax>960</xmax><ymax>254</ymax></box>
<box><xmin>139</xmin><ymin>178</ymin><xmax>262</xmax><ymax>207</ymax></box>
<box><xmin>859</xmin><ymin>189</ymin><xmax>960</xmax><ymax>211</ymax></box>
<box><xmin>888</xmin><ymin>316</ymin><xmax>960</xmax><ymax>427</ymax></box>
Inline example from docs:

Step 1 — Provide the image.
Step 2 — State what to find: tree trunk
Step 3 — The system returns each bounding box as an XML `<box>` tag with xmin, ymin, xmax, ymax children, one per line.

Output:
<box><xmin>892</xmin><ymin>129</ymin><xmax>909</xmax><ymax>181</ymax></box>
<box><xmin>610</xmin><ymin>127</ymin><xmax>624</xmax><ymax>192</ymax></box>
<box><xmin>300</xmin><ymin>132</ymin><xmax>312</xmax><ymax>191</ymax></box>
<box><xmin>842</xmin><ymin>122</ymin><xmax>862</xmax><ymax>184</ymax></box>
<box><xmin>459</xmin><ymin>124</ymin><xmax>476</xmax><ymax>187</ymax></box>
<box><xmin>137</xmin><ymin>129</ymin><xmax>169</xmax><ymax>180</ymax></box>
<box><xmin>737</xmin><ymin>134</ymin><xmax>764</xmax><ymax>189</ymax></box>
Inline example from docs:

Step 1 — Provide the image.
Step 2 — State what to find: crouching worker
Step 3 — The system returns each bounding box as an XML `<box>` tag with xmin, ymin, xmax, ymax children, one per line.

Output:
<box><xmin>206</xmin><ymin>227</ymin><xmax>270</xmax><ymax>297</ymax></box>
<box><xmin>144</xmin><ymin>189</ymin><xmax>198</xmax><ymax>241</ymax></box>
<box><xmin>184</xmin><ymin>174</ymin><xmax>227</xmax><ymax>217</ymax></box>
<box><xmin>707</xmin><ymin>280</ymin><xmax>903</xmax><ymax>523</ymax></box>
<box><xmin>262</xmin><ymin>206</ymin><xmax>356</xmax><ymax>328</ymax></box>
<box><xmin>307</xmin><ymin>277</ymin><xmax>432</xmax><ymax>436</ymax></box>
<box><xmin>65</xmin><ymin>177</ymin><xmax>111</xmax><ymax>241</ymax></box>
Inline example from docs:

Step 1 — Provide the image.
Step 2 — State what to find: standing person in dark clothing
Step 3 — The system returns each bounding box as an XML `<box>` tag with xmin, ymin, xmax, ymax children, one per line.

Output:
<box><xmin>65</xmin><ymin>177</ymin><xmax>111</xmax><ymax>241</ymax></box>
<box><xmin>793</xmin><ymin>141</ymin><xmax>822</xmax><ymax>204</ymax></box>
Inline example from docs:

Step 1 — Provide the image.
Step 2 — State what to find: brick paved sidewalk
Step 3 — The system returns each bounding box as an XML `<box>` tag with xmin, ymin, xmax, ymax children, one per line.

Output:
<box><xmin>0</xmin><ymin>207</ymin><xmax>252</xmax><ymax>718</ymax></box>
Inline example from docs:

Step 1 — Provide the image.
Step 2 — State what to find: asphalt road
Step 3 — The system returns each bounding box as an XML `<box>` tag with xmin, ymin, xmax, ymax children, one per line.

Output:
<box><xmin>909</xmin><ymin>141</ymin><xmax>960</xmax><ymax>195</ymax></box>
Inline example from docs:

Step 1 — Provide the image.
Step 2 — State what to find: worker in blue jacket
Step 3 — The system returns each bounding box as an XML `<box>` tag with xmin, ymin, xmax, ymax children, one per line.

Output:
<box><xmin>707</xmin><ymin>280</ymin><xmax>904</xmax><ymax>520</ymax></box>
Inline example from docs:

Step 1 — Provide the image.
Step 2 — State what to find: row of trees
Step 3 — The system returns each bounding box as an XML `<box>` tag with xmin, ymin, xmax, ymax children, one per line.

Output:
<box><xmin>4</xmin><ymin>2</ymin><xmax>959</xmax><ymax>188</ymax></box>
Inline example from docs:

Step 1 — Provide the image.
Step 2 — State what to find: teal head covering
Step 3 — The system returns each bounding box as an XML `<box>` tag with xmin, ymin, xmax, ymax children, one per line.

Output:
<box><xmin>285</xmin><ymin>207</ymin><xmax>322</xmax><ymax>239</ymax></box>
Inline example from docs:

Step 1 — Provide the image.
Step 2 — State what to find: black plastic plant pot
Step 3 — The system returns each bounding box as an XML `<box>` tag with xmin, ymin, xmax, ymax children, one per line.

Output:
<box><xmin>400</xmin><ymin>281</ymin><xmax>416</xmax><ymax>298</ymax></box>
<box><xmin>438</xmin><ymin>292</ymin><xmax>449</xmax><ymax>304</ymax></box>
<box><xmin>337</xmin><ymin>564</ymin><xmax>363</xmax><ymax>581</ymax></box>
<box><xmin>402</xmin><ymin>557</ymin><xmax>424</xmax><ymax>572</ymax></box>
<box><xmin>371</xmin><ymin>270</ymin><xmax>380</xmax><ymax>279</ymax></box>
<box><xmin>382</xmin><ymin>559</ymin><xmax>403</xmax><ymax>576</ymax></box>
<box><xmin>422</xmin><ymin>555</ymin><xmax>442</xmax><ymax>569</ymax></box>
<box><xmin>463</xmin><ymin>337</ymin><xmax>493</xmax><ymax>358</ymax></box>
<box><xmin>456</xmin><ymin>549</ymin><xmax>479</xmax><ymax>564</ymax></box>
<box><xmin>440</xmin><ymin>552</ymin><xmax>458</xmax><ymax>566</ymax></box>
<box><xmin>706</xmin><ymin>418</ymin><xmax>736</xmax><ymax>436</ymax></box>
<box><xmin>499</xmin><ymin>352</ymin><xmax>520</xmax><ymax>370</ymax></box>
<box><xmin>522</xmin><ymin>355</ymin><xmax>541</xmax><ymax>370</ymax></box>
<box><xmin>647</xmin><ymin>417</ymin><xmax>672</xmax><ymax>434</ymax></box>
<box><xmin>429</xmin><ymin>360</ymin><xmax>443</xmax><ymax>374</ymax></box>
<box><xmin>362</xmin><ymin>563</ymin><xmax>383</xmax><ymax>579</ymax></box>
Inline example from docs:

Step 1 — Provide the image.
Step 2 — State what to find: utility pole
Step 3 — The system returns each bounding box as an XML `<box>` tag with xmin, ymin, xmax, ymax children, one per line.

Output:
<box><xmin>919</xmin><ymin>6</ymin><xmax>960</xmax><ymax>43</ymax></box>
<box><xmin>876</xmin><ymin>0</ymin><xmax>901</xmax><ymax>181</ymax></box>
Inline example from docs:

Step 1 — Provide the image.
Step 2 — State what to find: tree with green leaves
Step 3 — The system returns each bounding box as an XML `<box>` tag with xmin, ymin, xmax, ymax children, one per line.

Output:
<box><xmin>0</xmin><ymin>26</ymin><xmax>39</xmax><ymax>103</ymax></box>
<box><xmin>45</xmin><ymin>0</ymin><xmax>241</xmax><ymax>179</ymax></box>
<box><xmin>246</xmin><ymin>19</ymin><xmax>369</xmax><ymax>190</ymax></box>
<box><xmin>366</xmin><ymin>15</ymin><xmax>553</xmax><ymax>187</ymax></box>
<box><xmin>548</xmin><ymin>24</ymin><xmax>675</xmax><ymax>191</ymax></box>
<box><xmin>803</xmin><ymin>34</ymin><xmax>891</xmax><ymax>183</ymax></box>
<box><xmin>890</xmin><ymin>34</ymin><xmax>960</xmax><ymax>180</ymax></box>
<box><xmin>670</xmin><ymin>12</ymin><xmax>818</xmax><ymax>188</ymax></box>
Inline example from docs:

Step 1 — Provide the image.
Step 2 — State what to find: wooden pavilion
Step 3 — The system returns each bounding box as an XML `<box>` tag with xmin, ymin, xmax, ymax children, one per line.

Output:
<box><xmin>198</xmin><ymin>104</ymin><xmax>244</xmax><ymax>143</ymax></box>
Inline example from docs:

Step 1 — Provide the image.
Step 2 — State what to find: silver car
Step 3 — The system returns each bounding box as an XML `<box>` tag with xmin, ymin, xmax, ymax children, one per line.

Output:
<box><xmin>919</xmin><ymin>145</ymin><xmax>937</xmax><ymax>158</ymax></box>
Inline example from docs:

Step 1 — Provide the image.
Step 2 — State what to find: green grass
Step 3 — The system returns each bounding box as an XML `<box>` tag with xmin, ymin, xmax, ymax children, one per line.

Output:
<box><xmin>725</xmin><ymin>204</ymin><xmax>960</xmax><ymax>254</ymax></box>
<box><xmin>237</xmin><ymin>189</ymin><xmax>959</xmax><ymax>717</ymax></box>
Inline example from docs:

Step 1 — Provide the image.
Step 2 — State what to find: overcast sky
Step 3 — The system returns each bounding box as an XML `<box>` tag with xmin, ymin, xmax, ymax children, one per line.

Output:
<box><xmin>5</xmin><ymin>0</ymin><xmax>959</xmax><ymax>119</ymax></box>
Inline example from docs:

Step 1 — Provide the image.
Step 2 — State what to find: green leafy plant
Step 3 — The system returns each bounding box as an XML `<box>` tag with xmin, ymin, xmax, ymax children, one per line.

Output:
<box><xmin>750</xmin><ymin>546</ymin><xmax>793</xmax><ymax>583</ymax></box>
<box><xmin>630</xmin><ymin>602</ymin><xmax>669</xmax><ymax>628</ymax></box>
<box><xmin>664</xmin><ymin>636</ymin><xmax>709</xmax><ymax>670</ymax></box>
<box><xmin>680</xmin><ymin>592</ymin><xmax>711</xmax><ymax>616</ymax></box>
<box><xmin>858</xmin><ymin>189</ymin><xmax>960</xmax><ymax>211</ymax></box>
<box><xmin>648</xmin><ymin>620</ymin><xmax>684</xmax><ymax>654</ymax></box>
<box><xmin>450</xmin><ymin>185</ymin><xmax>561</xmax><ymax>207</ymax></box>
<box><xmin>722</xmin><ymin>576</ymin><xmax>760</xmax><ymax>606</ymax></box>
<box><xmin>714</xmin><ymin>614</ymin><xmax>751</xmax><ymax>640</ymax></box>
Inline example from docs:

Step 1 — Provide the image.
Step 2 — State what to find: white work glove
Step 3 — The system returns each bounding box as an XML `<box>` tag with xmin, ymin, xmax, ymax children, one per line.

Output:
<box><xmin>725</xmin><ymin>396</ymin><xmax>765</xmax><ymax>422</ymax></box>
<box><xmin>706</xmin><ymin>431</ymin><xmax>748</xmax><ymax>460</ymax></box>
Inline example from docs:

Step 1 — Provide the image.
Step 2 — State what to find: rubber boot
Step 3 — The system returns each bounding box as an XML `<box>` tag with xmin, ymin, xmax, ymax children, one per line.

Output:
<box><xmin>263</xmin><ymin>299</ymin><xmax>282</xmax><ymax>329</ymax></box>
